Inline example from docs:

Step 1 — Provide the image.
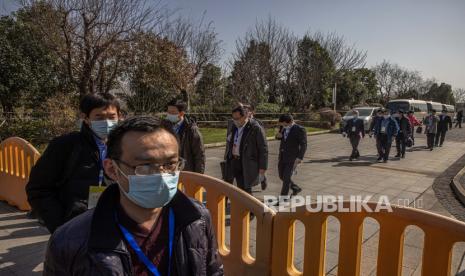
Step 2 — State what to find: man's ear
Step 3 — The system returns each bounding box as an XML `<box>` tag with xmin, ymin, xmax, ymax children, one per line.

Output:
<box><xmin>103</xmin><ymin>159</ymin><xmax>119</xmax><ymax>181</ymax></box>
<box><xmin>82</xmin><ymin>112</ymin><xmax>91</xmax><ymax>126</ymax></box>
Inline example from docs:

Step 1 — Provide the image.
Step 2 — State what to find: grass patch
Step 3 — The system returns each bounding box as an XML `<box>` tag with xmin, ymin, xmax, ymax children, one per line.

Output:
<box><xmin>200</xmin><ymin>126</ymin><xmax>325</xmax><ymax>145</ymax></box>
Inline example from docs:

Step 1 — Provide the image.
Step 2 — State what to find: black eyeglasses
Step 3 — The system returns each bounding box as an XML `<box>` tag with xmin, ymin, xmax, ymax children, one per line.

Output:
<box><xmin>115</xmin><ymin>158</ymin><xmax>185</xmax><ymax>175</ymax></box>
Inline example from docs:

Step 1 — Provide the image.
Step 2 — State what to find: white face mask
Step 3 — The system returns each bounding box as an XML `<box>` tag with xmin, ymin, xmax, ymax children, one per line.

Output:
<box><xmin>166</xmin><ymin>114</ymin><xmax>180</xmax><ymax>123</ymax></box>
<box><xmin>383</xmin><ymin>115</ymin><xmax>390</xmax><ymax>119</ymax></box>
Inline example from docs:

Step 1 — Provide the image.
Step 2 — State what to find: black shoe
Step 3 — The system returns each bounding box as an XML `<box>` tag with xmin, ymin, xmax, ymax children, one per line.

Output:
<box><xmin>430</xmin><ymin>147</ymin><xmax>434</xmax><ymax>151</ymax></box>
<box><xmin>261</xmin><ymin>176</ymin><xmax>267</xmax><ymax>190</ymax></box>
<box><xmin>349</xmin><ymin>157</ymin><xmax>353</xmax><ymax>161</ymax></box>
<box><xmin>291</xmin><ymin>187</ymin><xmax>302</xmax><ymax>196</ymax></box>
<box><xmin>395</xmin><ymin>154</ymin><xmax>401</xmax><ymax>158</ymax></box>
<box><xmin>383</xmin><ymin>159</ymin><xmax>388</xmax><ymax>163</ymax></box>
<box><xmin>377</xmin><ymin>157</ymin><xmax>383</xmax><ymax>161</ymax></box>
<box><xmin>401</xmin><ymin>154</ymin><xmax>405</xmax><ymax>158</ymax></box>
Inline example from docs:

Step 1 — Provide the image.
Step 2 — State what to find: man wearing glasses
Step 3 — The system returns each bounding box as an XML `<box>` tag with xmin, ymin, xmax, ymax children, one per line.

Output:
<box><xmin>43</xmin><ymin>116</ymin><xmax>223</xmax><ymax>275</ymax></box>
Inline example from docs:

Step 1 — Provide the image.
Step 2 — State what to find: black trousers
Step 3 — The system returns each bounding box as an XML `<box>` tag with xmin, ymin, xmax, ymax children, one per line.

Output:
<box><xmin>278</xmin><ymin>161</ymin><xmax>300</xmax><ymax>196</ymax></box>
<box><xmin>456</xmin><ymin>120</ymin><xmax>462</xmax><ymax>128</ymax></box>
<box><xmin>349</xmin><ymin>135</ymin><xmax>361</xmax><ymax>158</ymax></box>
<box><xmin>427</xmin><ymin>133</ymin><xmax>435</xmax><ymax>149</ymax></box>
<box><xmin>379</xmin><ymin>134</ymin><xmax>392</xmax><ymax>161</ymax></box>
<box><xmin>375</xmin><ymin>135</ymin><xmax>383</xmax><ymax>157</ymax></box>
<box><xmin>396</xmin><ymin>133</ymin><xmax>406</xmax><ymax>156</ymax></box>
<box><xmin>435</xmin><ymin>130</ymin><xmax>447</xmax><ymax>146</ymax></box>
<box><xmin>231</xmin><ymin>158</ymin><xmax>251</xmax><ymax>194</ymax></box>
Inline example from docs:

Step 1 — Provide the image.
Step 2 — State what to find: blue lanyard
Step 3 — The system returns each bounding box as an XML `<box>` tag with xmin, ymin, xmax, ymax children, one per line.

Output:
<box><xmin>234</xmin><ymin>127</ymin><xmax>243</xmax><ymax>144</ymax></box>
<box><xmin>116</xmin><ymin>208</ymin><xmax>175</xmax><ymax>276</ymax></box>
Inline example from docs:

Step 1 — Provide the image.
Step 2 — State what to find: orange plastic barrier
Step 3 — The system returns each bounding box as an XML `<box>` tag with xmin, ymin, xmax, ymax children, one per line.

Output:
<box><xmin>0</xmin><ymin>137</ymin><xmax>40</xmax><ymax>210</ymax></box>
<box><xmin>179</xmin><ymin>172</ymin><xmax>275</xmax><ymax>275</ymax></box>
<box><xmin>270</xmin><ymin>201</ymin><xmax>465</xmax><ymax>276</ymax></box>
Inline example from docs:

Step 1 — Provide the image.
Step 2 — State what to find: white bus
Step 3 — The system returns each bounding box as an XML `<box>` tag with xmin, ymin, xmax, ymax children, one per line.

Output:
<box><xmin>386</xmin><ymin>99</ymin><xmax>429</xmax><ymax>119</ymax></box>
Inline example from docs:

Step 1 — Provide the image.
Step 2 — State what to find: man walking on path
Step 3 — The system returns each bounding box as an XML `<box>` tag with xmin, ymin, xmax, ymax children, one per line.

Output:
<box><xmin>373</xmin><ymin>109</ymin><xmax>399</xmax><ymax>162</ymax></box>
<box><xmin>275</xmin><ymin>114</ymin><xmax>307</xmax><ymax>196</ymax></box>
<box><xmin>342</xmin><ymin>109</ymin><xmax>365</xmax><ymax>161</ymax></box>
<box><xmin>369</xmin><ymin>109</ymin><xmax>384</xmax><ymax>159</ymax></box>
<box><xmin>26</xmin><ymin>93</ymin><xmax>121</xmax><ymax>233</ymax></box>
<box><xmin>424</xmin><ymin>109</ymin><xmax>439</xmax><ymax>151</ymax></box>
<box><xmin>394</xmin><ymin>110</ymin><xmax>411</xmax><ymax>158</ymax></box>
<box><xmin>455</xmin><ymin>110</ymin><xmax>463</xmax><ymax>128</ymax></box>
<box><xmin>435</xmin><ymin>109</ymin><xmax>453</xmax><ymax>147</ymax></box>
<box><xmin>223</xmin><ymin>106</ymin><xmax>268</xmax><ymax>194</ymax></box>
<box><xmin>166</xmin><ymin>99</ymin><xmax>206</xmax><ymax>173</ymax></box>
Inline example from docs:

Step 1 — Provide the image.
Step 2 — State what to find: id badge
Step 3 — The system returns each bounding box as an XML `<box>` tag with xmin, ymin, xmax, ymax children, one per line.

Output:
<box><xmin>351</xmin><ymin>126</ymin><xmax>356</xmax><ymax>132</ymax></box>
<box><xmin>88</xmin><ymin>185</ymin><xmax>106</xmax><ymax>209</ymax></box>
<box><xmin>381</xmin><ymin>126</ymin><xmax>386</xmax><ymax>133</ymax></box>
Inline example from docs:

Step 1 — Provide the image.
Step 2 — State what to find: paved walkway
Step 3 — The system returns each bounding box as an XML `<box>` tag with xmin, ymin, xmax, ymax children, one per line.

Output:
<box><xmin>2</xmin><ymin>128</ymin><xmax>465</xmax><ymax>275</ymax></box>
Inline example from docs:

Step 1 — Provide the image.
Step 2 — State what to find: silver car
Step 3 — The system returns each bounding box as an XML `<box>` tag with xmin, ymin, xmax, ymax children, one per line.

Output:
<box><xmin>341</xmin><ymin>107</ymin><xmax>379</xmax><ymax>132</ymax></box>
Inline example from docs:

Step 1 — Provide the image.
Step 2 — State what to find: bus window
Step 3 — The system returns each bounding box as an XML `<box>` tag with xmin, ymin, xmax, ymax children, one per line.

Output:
<box><xmin>387</xmin><ymin>101</ymin><xmax>409</xmax><ymax>112</ymax></box>
<box><xmin>420</xmin><ymin>103</ymin><xmax>428</xmax><ymax>112</ymax></box>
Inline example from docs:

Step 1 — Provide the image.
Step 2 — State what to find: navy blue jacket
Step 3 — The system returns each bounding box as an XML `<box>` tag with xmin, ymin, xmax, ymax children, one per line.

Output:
<box><xmin>373</xmin><ymin>117</ymin><xmax>399</xmax><ymax>143</ymax></box>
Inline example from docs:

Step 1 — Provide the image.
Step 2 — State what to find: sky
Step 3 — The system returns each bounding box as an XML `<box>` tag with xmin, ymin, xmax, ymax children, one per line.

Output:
<box><xmin>2</xmin><ymin>0</ymin><xmax>465</xmax><ymax>89</ymax></box>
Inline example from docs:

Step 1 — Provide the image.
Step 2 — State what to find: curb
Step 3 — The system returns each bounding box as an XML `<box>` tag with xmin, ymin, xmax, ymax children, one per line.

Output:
<box><xmin>451</xmin><ymin>166</ymin><xmax>465</xmax><ymax>206</ymax></box>
<box><xmin>204</xmin><ymin>129</ymin><xmax>339</xmax><ymax>149</ymax></box>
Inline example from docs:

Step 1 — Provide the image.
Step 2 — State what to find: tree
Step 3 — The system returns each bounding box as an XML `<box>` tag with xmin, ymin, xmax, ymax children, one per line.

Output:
<box><xmin>372</xmin><ymin>60</ymin><xmax>402</xmax><ymax>103</ymax></box>
<box><xmin>292</xmin><ymin>36</ymin><xmax>335</xmax><ymax>110</ymax></box>
<box><xmin>309</xmin><ymin>31</ymin><xmax>367</xmax><ymax>71</ymax></box>
<box><xmin>195</xmin><ymin>63</ymin><xmax>223</xmax><ymax>111</ymax></box>
<box><xmin>124</xmin><ymin>33</ymin><xmax>193</xmax><ymax>113</ymax></box>
<box><xmin>454</xmin><ymin>88</ymin><xmax>465</xmax><ymax>103</ymax></box>
<box><xmin>229</xmin><ymin>40</ymin><xmax>273</xmax><ymax>106</ymax></box>
<box><xmin>20</xmin><ymin>0</ymin><xmax>163</xmax><ymax>97</ymax></box>
<box><xmin>0</xmin><ymin>14</ymin><xmax>60</xmax><ymax>117</ymax></box>
<box><xmin>335</xmin><ymin>68</ymin><xmax>378</xmax><ymax>108</ymax></box>
<box><xmin>424</xmin><ymin>82</ymin><xmax>455</xmax><ymax>105</ymax></box>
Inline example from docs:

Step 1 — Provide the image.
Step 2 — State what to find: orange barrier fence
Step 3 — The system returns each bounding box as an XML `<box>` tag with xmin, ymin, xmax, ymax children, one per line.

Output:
<box><xmin>179</xmin><ymin>172</ymin><xmax>275</xmax><ymax>275</ymax></box>
<box><xmin>2</xmin><ymin>137</ymin><xmax>465</xmax><ymax>275</ymax></box>
<box><xmin>0</xmin><ymin>137</ymin><xmax>40</xmax><ymax>210</ymax></box>
<box><xmin>271</xmin><ymin>201</ymin><xmax>465</xmax><ymax>276</ymax></box>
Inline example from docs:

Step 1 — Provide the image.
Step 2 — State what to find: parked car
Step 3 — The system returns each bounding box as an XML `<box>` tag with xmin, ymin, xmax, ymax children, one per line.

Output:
<box><xmin>341</xmin><ymin>107</ymin><xmax>379</xmax><ymax>132</ymax></box>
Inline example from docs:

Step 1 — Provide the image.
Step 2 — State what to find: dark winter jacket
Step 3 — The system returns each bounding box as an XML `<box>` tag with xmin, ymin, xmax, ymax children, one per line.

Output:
<box><xmin>343</xmin><ymin>118</ymin><xmax>365</xmax><ymax>138</ymax></box>
<box><xmin>437</xmin><ymin>114</ymin><xmax>452</xmax><ymax>132</ymax></box>
<box><xmin>373</xmin><ymin>117</ymin><xmax>399</xmax><ymax>143</ymax></box>
<box><xmin>224</xmin><ymin>119</ymin><xmax>268</xmax><ymax>189</ymax></box>
<box><xmin>26</xmin><ymin>124</ymin><xmax>103</xmax><ymax>233</ymax></box>
<box><xmin>176</xmin><ymin>116</ymin><xmax>206</xmax><ymax>173</ymax></box>
<box><xmin>43</xmin><ymin>184</ymin><xmax>224</xmax><ymax>276</ymax></box>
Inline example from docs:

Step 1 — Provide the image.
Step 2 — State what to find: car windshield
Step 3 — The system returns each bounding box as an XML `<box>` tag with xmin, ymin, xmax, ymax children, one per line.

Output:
<box><xmin>345</xmin><ymin>109</ymin><xmax>372</xmax><ymax>117</ymax></box>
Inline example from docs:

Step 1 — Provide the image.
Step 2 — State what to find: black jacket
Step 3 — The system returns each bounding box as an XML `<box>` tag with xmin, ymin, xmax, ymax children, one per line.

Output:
<box><xmin>277</xmin><ymin>124</ymin><xmax>307</xmax><ymax>163</ymax></box>
<box><xmin>43</xmin><ymin>184</ymin><xmax>224</xmax><ymax>276</ymax></box>
<box><xmin>26</xmin><ymin>124</ymin><xmax>102</xmax><ymax>233</ymax></box>
<box><xmin>343</xmin><ymin>119</ymin><xmax>365</xmax><ymax>138</ymax></box>
<box><xmin>437</xmin><ymin>115</ymin><xmax>452</xmax><ymax>132</ymax></box>
<box><xmin>395</xmin><ymin>116</ymin><xmax>412</xmax><ymax>136</ymax></box>
<box><xmin>177</xmin><ymin>116</ymin><xmax>206</xmax><ymax>173</ymax></box>
<box><xmin>224</xmin><ymin>119</ymin><xmax>268</xmax><ymax>188</ymax></box>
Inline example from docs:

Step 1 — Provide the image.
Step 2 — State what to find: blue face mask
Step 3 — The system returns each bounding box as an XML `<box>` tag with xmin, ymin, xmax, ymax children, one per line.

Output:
<box><xmin>91</xmin><ymin>120</ymin><xmax>118</xmax><ymax>139</ymax></box>
<box><xmin>166</xmin><ymin>114</ymin><xmax>180</xmax><ymax>123</ymax></box>
<box><xmin>116</xmin><ymin>166</ymin><xmax>179</xmax><ymax>209</ymax></box>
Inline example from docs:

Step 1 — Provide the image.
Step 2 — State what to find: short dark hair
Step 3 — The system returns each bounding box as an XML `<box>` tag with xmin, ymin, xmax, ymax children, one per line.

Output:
<box><xmin>107</xmin><ymin>116</ymin><xmax>176</xmax><ymax>160</ymax></box>
<box><xmin>431</xmin><ymin>109</ymin><xmax>437</xmax><ymax>113</ymax></box>
<box><xmin>279</xmin><ymin>114</ymin><xmax>293</xmax><ymax>123</ymax></box>
<box><xmin>232</xmin><ymin>106</ymin><xmax>247</xmax><ymax>117</ymax></box>
<box><xmin>80</xmin><ymin>93</ymin><xmax>121</xmax><ymax>116</ymax></box>
<box><xmin>167</xmin><ymin>99</ymin><xmax>187</xmax><ymax>112</ymax></box>
<box><xmin>377</xmin><ymin>109</ymin><xmax>383</xmax><ymax>113</ymax></box>
<box><xmin>243</xmin><ymin>104</ymin><xmax>255</xmax><ymax>112</ymax></box>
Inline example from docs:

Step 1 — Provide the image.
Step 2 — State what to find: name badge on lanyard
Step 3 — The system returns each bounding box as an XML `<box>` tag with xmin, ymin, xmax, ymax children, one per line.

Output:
<box><xmin>381</xmin><ymin>126</ymin><xmax>386</xmax><ymax>133</ymax></box>
<box><xmin>116</xmin><ymin>209</ymin><xmax>175</xmax><ymax>276</ymax></box>
<box><xmin>88</xmin><ymin>170</ymin><xmax>106</xmax><ymax>209</ymax></box>
<box><xmin>351</xmin><ymin>126</ymin><xmax>356</xmax><ymax>132</ymax></box>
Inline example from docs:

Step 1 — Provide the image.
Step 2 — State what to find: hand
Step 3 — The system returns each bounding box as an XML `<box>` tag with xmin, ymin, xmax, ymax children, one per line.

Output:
<box><xmin>259</xmin><ymin>169</ymin><xmax>266</xmax><ymax>175</ymax></box>
<box><xmin>259</xmin><ymin>174</ymin><xmax>266</xmax><ymax>183</ymax></box>
<box><xmin>275</xmin><ymin>132</ymin><xmax>283</xmax><ymax>139</ymax></box>
<box><xmin>293</xmin><ymin>158</ymin><xmax>302</xmax><ymax>171</ymax></box>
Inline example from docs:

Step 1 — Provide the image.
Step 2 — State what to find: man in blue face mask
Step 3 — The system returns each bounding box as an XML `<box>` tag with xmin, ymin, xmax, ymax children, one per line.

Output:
<box><xmin>165</xmin><ymin>99</ymin><xmax>205</xmax><ymax>174</ymax></box>
<box><xmin>43</xmin><ymin>116</ymin><xmax>224</xmax><ymax>276</ymax></box>
<box><xmin>26</xmin><ymin>93</ymin><xmax>121</xmax><ymax>233</ymax></box>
